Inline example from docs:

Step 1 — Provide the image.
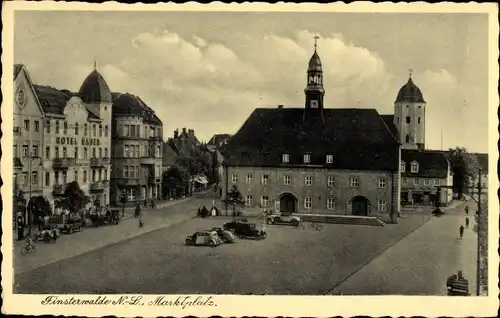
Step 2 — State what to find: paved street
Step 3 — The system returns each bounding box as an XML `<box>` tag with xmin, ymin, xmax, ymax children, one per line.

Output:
<box><xmin>328</xmin><ymin>200</ymin><xmax>477</xmax><ymax>295</ymax></box>
<box><xmin>14</xmin><ymin>191</ymin><xmax>215</xmax><ymax>275</ymax></box>
<box><xmin>15</xmin><ymin>211</ymin><xmax>430</xmax><ymax>294</ymax></box>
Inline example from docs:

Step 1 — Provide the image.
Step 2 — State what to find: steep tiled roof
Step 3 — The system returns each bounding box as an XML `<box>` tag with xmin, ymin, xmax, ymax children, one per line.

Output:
<box><xmin>380</xmin><ymin>115</ymin><xmax>399</xmax><ymax>139</ymax></box>
<box><xmin>401</xmin><ymin>150</ymin><xmax>449</xmax><ymax>178</ymax></box>
<box><xmin>223</xmin><ymin>108</ymin><xmax>400</xmax><ymax>171</ymax></box>
<box><xmin>34</xmin><ymin>85</ymin><xmax>72</xmax><ymax>115</ymax></box>
<box><xmin>162</xmin><ymin>142</ymin><xmax>179</xmax><ymax>166</ymax></box>
<box><xmin>208</xmin><ymin>134</ymin><xmax>232</xmax><ymax>146</ymax></box>
<box><xmin>78</xmin><ymin>69</ymin><xmax>112</xmax><ymax>103</ymax></box>
<box><xmin>14</xmin><ymin>64</ymin><xmax>24</xmax><ymax>79</ymax></box>
<box><xmin>112</xmin><ymin>93</ymin><xmax>162</xmax><ymax>125</ymax></box>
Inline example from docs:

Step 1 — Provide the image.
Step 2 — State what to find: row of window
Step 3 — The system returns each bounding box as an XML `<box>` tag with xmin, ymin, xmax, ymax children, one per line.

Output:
<box><xmin>122</xmin><ymin>124</ymin><xmax>161</xmax><ymax>139</ymax></box>
<box><xmin>401</xmin><ymin>161</ymin><xmax>419</xmax><ymax>173</ymax></box>
<box><xmin>402</xmin><ymin>178</ymin><xmax>441</xmax><ymax>186</ymax></box>
<box><xmin>118</xmin><ymin>165</ymin><xmax>161</xmax><ymax>179</ymax></box>
<box><xmin>45</xmin><ymin>120</ymin><xmax>109</xmax><ymax>137</ymax></box>
<box><xmin>281</xmin><ymin>154</ymin><xmax>335</xmax><ymax>164</ymax></box>
<box><xmin>14</xmin><ymin>144</ymin><xmax>109</xmax><ymax>160</ymax></box>
<box><xmin>396</xmin><ymin>116</ymin><xmax>422</xmax><ymax>124</ymax></box>
<box><xmin>21</xmin><ymin>119</ymin><xmax>40</xmax><ymax>132</ymax></box>
<box><xmin>123</xmin><ymin>144</ymin><xmax>161</xmax><ymax>158</ymax></box>
<box><xmin>246</xmin><ymin>195</ymin><xmax>388</xmax><ymax>212</ymax></box>
<box><xmin>121</xmin><ymin>186</ymin><xmax>160</xmax><ymax>202</ymax></box>
<box><xmin>232</xmin><ymin>174</ymin><xmax>387</xmax><ymax>189</ymax></box>
<box><xmin>14</xmin><ymin>168</ymin><xmax>108</xmax><ymax>187</ymax></box>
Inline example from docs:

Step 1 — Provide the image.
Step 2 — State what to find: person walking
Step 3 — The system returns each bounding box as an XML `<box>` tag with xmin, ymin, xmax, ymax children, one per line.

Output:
<box><xmin>465</xmin><ymin>205</ymin><xmax>469</xmax><ymax>214</ymax></box>
<box><xmin>459</xmin><ymin>225</ymin><xmax>464</xmax><ymax>239</ymax></box>
<box><xmin>465</xmin><ymin>216</ymin><xmax>470</xmax><ymax>228</ymax></box>
<box><xmin>17</xmin><ymin>212</ymin><xmax>25</xmax><ymax>241</ymax></box>
<box><xmin>139</xmin><ymin>216</ymin><xmax>144</xmax><ymax>228</ymax></box>
<box><xmin>134</xmin><ymin>203</ymin><xmax>141</xmax><ymax>219</ymax></box>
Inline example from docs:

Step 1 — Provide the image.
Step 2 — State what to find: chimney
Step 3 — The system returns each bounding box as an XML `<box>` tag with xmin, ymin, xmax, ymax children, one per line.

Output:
<box><xmin>278</xmin><ymin>105</ymin><xmax>284</xmax><ymax>109</ymax></box>
<box><xmin>182</xmin><ymin>127</ymin><xmax>187</xmax><ymax>134</ymax></box>
<box><xmin>174</xmin><ymin>129</ymin><xmax>178</xmax><ymax>138</ymax></box>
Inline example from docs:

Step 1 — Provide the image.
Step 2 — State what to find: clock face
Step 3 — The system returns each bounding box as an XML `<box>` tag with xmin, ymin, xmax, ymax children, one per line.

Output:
<box><xmin>310</xmin><ymin>100</ymin><xmax>319</xmax><ymax>108</ymax></box>
<box><xmin>16</xmin><ymin>88</ymin><xmax>26</xmax><ymax>107</ymax></box>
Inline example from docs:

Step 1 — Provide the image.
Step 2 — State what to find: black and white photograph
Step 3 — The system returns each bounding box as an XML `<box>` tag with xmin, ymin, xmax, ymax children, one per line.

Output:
<box><xmin>2</xmin><ymin>2</ymin><xmax>498</xmax><ymax>317</ymax></box>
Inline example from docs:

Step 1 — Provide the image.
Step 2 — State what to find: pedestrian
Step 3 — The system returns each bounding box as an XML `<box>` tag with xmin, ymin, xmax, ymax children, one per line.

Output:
<box><xmin>465</xmin><ymin>206</ymin><xmax>469</xmax><ymax>214</ymax></box>
<box><xmin>17</xmin><ymin>212</ymin><xmax>25</xmax><ymax>241</ymax></box>
<box><xmin>135</xmin><ymin>204</ymin><xmax>141</xmax><ymax>219</ymax></box>
<box><xmin>139</xmin><ymin>216</ymin><xmax>144</xmax><ymax>228</ymax></box>
<box><xmin>465</xmin><ymin>216</ymin><xmax>470</xmax><ymax>228</ymax></box>
<box><xmin>459</xmin><ymin>225</ymin><xmax>464</xmax><ymax>239</ymax></box>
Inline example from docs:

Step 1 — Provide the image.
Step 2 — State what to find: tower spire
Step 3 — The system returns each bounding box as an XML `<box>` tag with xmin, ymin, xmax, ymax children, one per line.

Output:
<box><xmin>94</xmin><ymin>58</ymin><xmax>97</xmax><ymax>70</ymax></box>
<box><xmin>314</xmin><ymin>35</ymin><xmax>320</xmax><ymax>51</ymax></box>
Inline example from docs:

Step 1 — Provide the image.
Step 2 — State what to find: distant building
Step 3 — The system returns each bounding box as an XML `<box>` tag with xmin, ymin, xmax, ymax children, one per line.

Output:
<box><xmin>222</xmin><ymin>46</ymin><xmax>400</xmax><ymax>219</ymax></box>
<box><xmin>207</xmin><ymin>133</ymin><xmax>232</xmax><ymax>151</ymax></box>
<box><xmin>162</xmin><ymin>141</ymin><xmax>179</xmax><ymax>173</ymax></box>
<box><xmin>110</xmin><ymin>93</ymin><xmax>163</xmax><ymax>204</ymax></box>
<box><xmin>382</xmin><ymin>74</ymin><xmax>453</xmax><ymax>205</ymax></box>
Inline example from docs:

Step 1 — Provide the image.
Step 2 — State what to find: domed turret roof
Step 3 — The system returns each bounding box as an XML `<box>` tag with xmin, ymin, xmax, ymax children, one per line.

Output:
<box><xmin>78</xmin><ymin>69</ymin><xmax>112</xmax><ymax>103</ymax></box>
<box><xmin>308</xmin><ymin>50</ymin><xmax>323</xmax><ymax>72</ymax></box>
<box><xmin>396</xmin><ymin>77</ymin><xmax>425</xmax><ymax>103</ymax></box>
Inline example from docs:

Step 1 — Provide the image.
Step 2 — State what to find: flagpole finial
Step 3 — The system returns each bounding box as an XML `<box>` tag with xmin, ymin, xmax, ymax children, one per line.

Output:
<box><xmin>314</xmin><ymin>35</ymin><xmax>320</xmax><ymax>51</ymax></box>
<box><xmin>409</xmin><ymin>68</ymin><xmax>414</xmax><ymax>78</ymax></box>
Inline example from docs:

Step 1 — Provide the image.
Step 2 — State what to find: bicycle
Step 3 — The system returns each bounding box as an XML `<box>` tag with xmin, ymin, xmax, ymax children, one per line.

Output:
<box><xmin>308</xmin><ymin>223</ymin><xmax>323</xmax><ymax>231</ymax></box>
<box><xmin>21</xmin><ymin>243</ymin><xmax>36</xmax><ymax>255</ymax></box>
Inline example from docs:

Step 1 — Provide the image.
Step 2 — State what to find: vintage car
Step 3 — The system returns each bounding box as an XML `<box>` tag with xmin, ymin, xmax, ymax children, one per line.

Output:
<box><xmin>223</xmin><ymin>220</ymin><xmax>267</xmax><ymax>240</ymax></box>
<box><xmin>36</xmin><ymin>225</ymin><xmax>60</xmax><ymax>243</ymax></box>
<box><xmin>60</xmin><ymin>217</ymin><xmax>84</xmax><ymax>234</ymax></box>
<box><xmin>185</xmin><ymin>231</ymin><xmax>224</xmax><ymax>247</ymax></box>
<box><xmin>432</xmin><ymin>208</ymin><xmax>445</xmax><ymax>217</ymax></box>
<box><xmin>210</xmin><ymin>227</ymin><xmax>237</xmax><ymax>243</ymax></box>
<box><xmin>266</xmin><ymin>213</ymin><xmax>301</xmax><ymax>226</ymax></box>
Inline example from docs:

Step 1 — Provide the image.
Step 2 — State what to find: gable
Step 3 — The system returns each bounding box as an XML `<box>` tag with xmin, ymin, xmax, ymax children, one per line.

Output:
<box><xmin>401</xmin><ymin>150</ymin><xmax>449</xmax><ymax>178</ymax></box>
<box><xmin>14</xmin><ymin>67</ymin><xmax>44</xmax><ymax>117</ymax></box>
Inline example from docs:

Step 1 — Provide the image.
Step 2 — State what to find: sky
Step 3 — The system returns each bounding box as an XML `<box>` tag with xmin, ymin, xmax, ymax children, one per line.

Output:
<box><xmin>14</xmin><ymin>11</ymin><xmax>490</xmax><ymax>152</ymax></box>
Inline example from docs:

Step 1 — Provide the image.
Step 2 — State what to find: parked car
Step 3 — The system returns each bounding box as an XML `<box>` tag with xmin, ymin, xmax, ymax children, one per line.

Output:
<box><xmin>266</xmin><ymin>213</ymin><xmax>301</xmax><ymax>226</ymax></box>
<box><xmin>185</xmin><ymin>231</ymin><xmax>224</xmax><ymax>247</ymax></box>
<box><xmin>223</xmin><ymin>220</ymin><xmax>267</xmax><ymax>240</ymax></box>
<box><xmin>61</xmin><ymin>217</ymin><xmax>84</xmax><ymax>234</ymax></box>
<box><xmin>210</xmin><ymin>227</ymin><xmax>237</xmax><ymax>243</ymax></box>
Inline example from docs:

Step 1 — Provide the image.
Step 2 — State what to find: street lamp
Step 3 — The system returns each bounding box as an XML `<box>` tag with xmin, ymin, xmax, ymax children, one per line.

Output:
<box><xmin>475</xmin><ymin>168</ymin><xmax>483</xmax><ymax>296</ymax></box>
<box><xmin>27</xmin><ymin>150</ymin><xmax>34</xmax><ymax>236</ymax></box>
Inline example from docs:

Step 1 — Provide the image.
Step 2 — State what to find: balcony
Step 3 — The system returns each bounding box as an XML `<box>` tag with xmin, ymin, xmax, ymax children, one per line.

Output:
<box><xmin>149</xmin><ymin>136</ymin><xmax>163</xmax><ymax>141</ymax></box>
<box><xmin>115</xmin><ymin>178</ymin><xmax>141</xmax><ymax>187</ymax></box>
<box><xmin>90</xmin><ymin>157</ymin><xmax>110</xmax><ymax>167</ymax></box>
<box><xmin>52</xmin><ymin>184</ymin><xmax>65</xmax><ymax>195</ymax></box>
<box><xmin>90</xmin><ymin>181</ymin><xmax>105</xmax><ymax>192</ymax></box>
<box><xmin>140</xmin><ymin>155</ymin><xmax>158</xmax><ymax>165</ymax></box>
<box><xmin>53</xmin><ymin>158</ymin><xmax>76</xmax><ymax>169</ymax></box>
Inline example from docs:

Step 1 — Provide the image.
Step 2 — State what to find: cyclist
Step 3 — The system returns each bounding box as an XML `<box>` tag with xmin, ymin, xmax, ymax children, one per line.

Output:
<box><xmin>25</xmin><ymin>236</ymin><xmax>35</xmax><ymax>252</ymax></box>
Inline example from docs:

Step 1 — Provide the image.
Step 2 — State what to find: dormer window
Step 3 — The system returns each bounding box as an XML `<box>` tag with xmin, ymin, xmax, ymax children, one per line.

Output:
<box><xmin>326</xmin><ymin>154</ymin><xmax>334</xmax><ymax>164</ymax></box>
<box><xmin>303</xmin><ymin>154</ymin><xmax>311</xmax><ymax>164</ymax></box>
<box><xmin>401</xmin><ymin>161</ymin><xmax>406</xmax><ymax>172</ymax></box>
<box><xmin>411</xmin><ymin>161</ymin><xmax>419</xmax><ymax>173</ymax></box>
<box><xmin>282</xmin><ymin>154</ymin><xmax>290</xmax><ymax>163</ymax></box>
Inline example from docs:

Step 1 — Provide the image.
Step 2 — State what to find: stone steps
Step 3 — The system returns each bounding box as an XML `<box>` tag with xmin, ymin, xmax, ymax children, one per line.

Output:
<box><xmin>296</xmin><ymin>214</ymin><xmax>385</xmax><ymax>227</ymax></box>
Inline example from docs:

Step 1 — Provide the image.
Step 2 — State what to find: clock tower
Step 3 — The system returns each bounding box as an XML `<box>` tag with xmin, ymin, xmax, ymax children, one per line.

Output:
<box><xmin>303</xmin><ymin>36</ymin><xmax>325</xmax><ymax>126</ymax></box>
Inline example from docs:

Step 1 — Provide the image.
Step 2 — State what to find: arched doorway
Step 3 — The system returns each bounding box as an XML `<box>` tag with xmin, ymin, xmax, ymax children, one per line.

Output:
<box><xmin>351</xmin><ymin>196</ymin><xmax>369</xmax><ymax>216</ymax></box>
<box><xmin>278</xmin><ymin>193</ymin><xmax>298</xmax><ymax>215</ymax></box>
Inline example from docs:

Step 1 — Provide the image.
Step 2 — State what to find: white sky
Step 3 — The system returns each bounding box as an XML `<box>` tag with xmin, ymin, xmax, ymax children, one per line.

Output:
<box><xmin>14</xmin><ymin>11</ymin><xmax>489</xmax><ymax>152</ymax></box>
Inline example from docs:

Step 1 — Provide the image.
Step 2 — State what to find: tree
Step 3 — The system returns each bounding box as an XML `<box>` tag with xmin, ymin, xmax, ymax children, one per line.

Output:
<box><xmin>61</xmin><ymin>181</ymin><xmax>90</xmax><ymax>215</ymax></box>
<box><xmin>447</xmin><ymin>147</ymin><xmax>479</xmax><ymax>199</ymax></box>
<box><xmin>28</xmin><ymin>196</ymin><xmax>52</xmax><ymax>220</ymax></box>
<box><xmin>223</xmin><ymin>184</ymin><xmax>245</xmax><ymax>218</ymax></box>
<box><xmin>162</xmin><ymin>165</ymin><xmax>185</xmax><ymax>198</ymax></box>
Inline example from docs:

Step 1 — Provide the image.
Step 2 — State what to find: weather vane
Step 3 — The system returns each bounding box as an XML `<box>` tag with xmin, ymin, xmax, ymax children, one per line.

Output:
<box><xmin>314</xmin><ymin>35</ymin><xmax>320</xmax><ymax>51</ymax></box>
<box><xmin>409</xmin><ymin>68</ymin><xmax>415</xmax><ymax>78</ymax></box>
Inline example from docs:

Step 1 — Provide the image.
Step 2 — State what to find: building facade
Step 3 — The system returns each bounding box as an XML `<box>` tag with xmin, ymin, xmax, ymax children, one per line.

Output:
<box><xmin>382</xmin><ymin>75</ymin><xmax>453</xmax><ymax>206</ymax></box>
<box><xmin>222</xmin><ymin>46</ymin><xmax>401</xmax><ymax>220</ymax></box>
<box><xmin>34</xmin><ymin>66</ymin><xmax>113</xmax><ymax>209</ymax></box>
<box><xmin>110</xmin><ymin>93</ymin><xmax>163</xmax><ymax>204</ymax></box>
<box><xmin>13</xmin><ymin>65</ymin><xmax>45</xmax><ymax>222</ymax></box>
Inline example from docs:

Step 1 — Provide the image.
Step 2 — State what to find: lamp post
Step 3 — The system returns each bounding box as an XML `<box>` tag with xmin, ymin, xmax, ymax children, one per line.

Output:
<box><xmin>475</xmin><ymin>168</ymin><xmax>482</xmax><ymax>296</ymax></box>
<box><xmin>27</xmin><ymin>150</ymin><xmax>33</xmax><ymax>236</ymax></box>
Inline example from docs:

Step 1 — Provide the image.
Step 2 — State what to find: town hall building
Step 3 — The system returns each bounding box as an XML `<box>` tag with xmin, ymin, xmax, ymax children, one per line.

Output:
<box><xmin>222</xmin><ymin>43</ymin><xmax>401</xmax><ymax>221</ymax></box>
